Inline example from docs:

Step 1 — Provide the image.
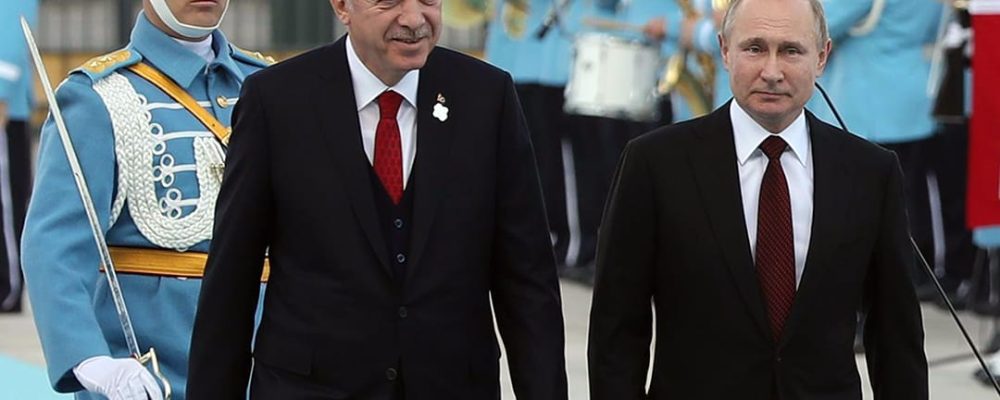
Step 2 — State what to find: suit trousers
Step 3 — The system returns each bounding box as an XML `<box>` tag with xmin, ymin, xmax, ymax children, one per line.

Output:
<box><xmin>0</xmin><ymin>120</ymin><xmax>31</xmax><ymax>312</ymax></box>
<box><xmin>928</xmin><ymin>123</ymin><xmax>976</xmax><ymax>288</ymax></box>
<box><xmin>881</xmin><ymin>138</ymin><xmax>936</xmax><ymax>288</ymax></box>
<box><xmin>515</xmin><ymin>84</ymin><xmax>667</xmax><ymax>269</ymax></box>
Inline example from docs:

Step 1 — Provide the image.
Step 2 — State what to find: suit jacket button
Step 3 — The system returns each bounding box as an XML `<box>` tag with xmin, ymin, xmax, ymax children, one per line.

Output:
<box><xmin>398</xmin><ymin>306</ymin><xmax>408</xmax><ymax>318</ymax></box>
<box><xmin>386</xmin><ymin>367</ymin><xmax>398</xmax><ymax>381</ymax></box>
<box><xmin>394</xmin><ymin>218</ymin><xmax>404</xmax><ymax>229</ymax></box>
<box><xmin>396</xmin><ymin>253</ymin><xmax>406</xmax><ymax>264</ymax></box>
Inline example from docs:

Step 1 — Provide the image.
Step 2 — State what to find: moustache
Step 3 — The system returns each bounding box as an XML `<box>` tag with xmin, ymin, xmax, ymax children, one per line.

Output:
<box><xmin>388</xmin><ymin>25</ymin><xmax>432</xmax><ymax>41</ymax></box>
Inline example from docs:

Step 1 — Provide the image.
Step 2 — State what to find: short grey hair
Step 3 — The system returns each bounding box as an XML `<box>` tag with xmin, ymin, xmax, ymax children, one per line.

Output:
<box><xmin>720</xmin><ymin>0</ymin><xmax>830</xmax><ymax>49</ymax></box>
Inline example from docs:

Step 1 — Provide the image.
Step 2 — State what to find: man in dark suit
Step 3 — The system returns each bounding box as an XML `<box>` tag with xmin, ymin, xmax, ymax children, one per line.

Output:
<box><xmin>185</xmin><ymin>0</ymin><xmax>568</xmax><ymax>398</ymax></box>
<box><xmin>588</xmin><ymin>0</ymin><xmax>928</xmax><ymax>399</ymax></box>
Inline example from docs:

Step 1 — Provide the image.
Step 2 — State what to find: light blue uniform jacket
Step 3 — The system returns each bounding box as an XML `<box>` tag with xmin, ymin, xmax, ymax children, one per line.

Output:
<box><xmin>21</xmin><ymin>13</ymin><xmax>269</xmax><ymax>399</ymax></box>
<box><xmin>485</xmin><ymin>0</ymin><xmax>583</xmax><ymax>86</ymax></box>
<box><xmin>810</xmin><ymin>0</ymin><xmax>943</xmax><ymax>143</ymax></box>
<box><xmin>0</xmin><ymin>0</ymin><xmax>38</xmax><ymax>121</ymax></box>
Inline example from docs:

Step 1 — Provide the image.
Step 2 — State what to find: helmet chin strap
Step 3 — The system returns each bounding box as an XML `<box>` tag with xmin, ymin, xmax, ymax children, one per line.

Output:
<box><xmin>149</xmin><ymin>0</ymin><xmax>229</xmax><ymax>39</ymax></box>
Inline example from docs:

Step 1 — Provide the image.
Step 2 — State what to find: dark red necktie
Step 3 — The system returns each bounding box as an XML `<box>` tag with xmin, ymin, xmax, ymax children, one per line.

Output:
<box><xmin>755</xmin><ymin>135</ymin><xmax>796</xmax><ymax>342</ymax></box>
<box><xmin>374</xmin><ymin>90</ymin><xmax>404</xmax><ymax>204</ymax></box>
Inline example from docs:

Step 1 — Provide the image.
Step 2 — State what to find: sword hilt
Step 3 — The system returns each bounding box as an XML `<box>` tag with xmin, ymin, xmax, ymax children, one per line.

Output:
<box><xmin>137</xmin><ymin>347</ymin><xmax>172</xmax><ymax>400</ymax></box>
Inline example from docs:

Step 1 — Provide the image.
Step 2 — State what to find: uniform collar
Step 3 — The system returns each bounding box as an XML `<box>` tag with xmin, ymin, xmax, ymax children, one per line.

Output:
<box><xmin>731</xmin><ymin>100</ymin><xmax>810</xmax><ymax>167</ymax></box>
<box><xmin>130</xmin><ymin>11</ymin><xmax>247</xmax><ymax>88</ymax></box>
<box><xmin>345</xmin><ymin>35</ymin><xmax>419</xmax><ymax>111</ymax></box>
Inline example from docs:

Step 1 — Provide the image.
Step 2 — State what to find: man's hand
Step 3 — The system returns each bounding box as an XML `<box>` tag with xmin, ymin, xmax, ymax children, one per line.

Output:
<box><xmin>73</xmin><ymin>356</ymin><xmax>164</xmax><ymax>400</ymax></box>
<box><xmin>642</xmin><ymin>17</ymin><xmax>667</xmax><ymax>42</ymax></box>
<box><xmin>0</xmin><ymin>101</ymin><xmax>8</xmax><ymax>128</ymax></box>
<box><xmin>680</xmin><ymin>16</ymin><xmax>700</xmax><ymax>50</ymax></box>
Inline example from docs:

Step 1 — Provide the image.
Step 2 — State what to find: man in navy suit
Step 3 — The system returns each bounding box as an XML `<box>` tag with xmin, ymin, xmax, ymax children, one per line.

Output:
<box><xmin>186</xmin><ymin>0</ymin><xmax>569</xmax><ymax>399</ymax></box>
<box><xmin>589</xmin><ymin>0</ymin><xmax>927</xmax><ymax>398</ymax></box>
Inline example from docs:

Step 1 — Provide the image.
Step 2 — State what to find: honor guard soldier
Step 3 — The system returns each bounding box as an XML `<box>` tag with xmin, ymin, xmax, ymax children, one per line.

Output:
<box><xmin>484</xmin><ymin>0</ymin><xmax>583</xmax><ymax>276</ymax></box>
<box><xmin>679</xmin><ymin>0</ymin><xmax>734</xmax><ymax>111</ymax></box>
<box><xmin>21</xmin><ymin>1</ymin><xmax>272</xmax><ymax>399</ymax></box>
<box><xmin>809</xmin><ymin>0</ymin><xmax>946</xmax><ymax>297</ymax></box>
<box><xmin>486</xmin><ymin>0</ymin><xmax>681</xmax><ymax>283</ymax></box>
<box><xmin>0</xmin><ymin>0</ymin><xmax>37</xmax><ymax>314</ymax></box>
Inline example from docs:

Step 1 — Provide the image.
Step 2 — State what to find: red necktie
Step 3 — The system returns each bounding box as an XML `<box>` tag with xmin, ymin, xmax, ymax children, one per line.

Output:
<box><xmin>755</xmin><ymin>135</ymin><xmax>796</xmax><ymax>342</ymax></box>
<box><xmin>374</xmin><ymin>90</ymin><xmax>404</xmax><ymax>204</ymax></box>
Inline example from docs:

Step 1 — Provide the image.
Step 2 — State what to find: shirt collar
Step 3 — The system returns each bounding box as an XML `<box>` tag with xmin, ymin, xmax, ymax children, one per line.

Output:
<box><xmin>730</xmin><ymin>100</ymin><xmax>810</xmax><ymax>167</ymax></box>
<box><xmin>172</xmin><ymin>35</ymin><xmax>214</xmax><ymax>64</ymax></box>
<box><xmin>130</xmin><ymin>11</ymin><xmax>246</xmax><ymax>87</ymax></box>
<box><xmin>346</xmin><ymin>35</ymin><xmax>419</xmax><ymax>111</ymax></box>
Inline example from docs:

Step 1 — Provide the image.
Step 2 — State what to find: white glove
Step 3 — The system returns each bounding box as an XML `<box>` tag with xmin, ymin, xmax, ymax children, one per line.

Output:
<box><xmin>73</xmin><ymin>356</ymin><xmax>164</xmax><ymax>400</ymax></box>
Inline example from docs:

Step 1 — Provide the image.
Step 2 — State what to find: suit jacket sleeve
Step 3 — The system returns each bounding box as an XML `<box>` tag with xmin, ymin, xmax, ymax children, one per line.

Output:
<box><xmin>186</xmin><ymin>73</ymin><xmax>272</xmax><ymax>399</ymax></box>
<box><xmin>489</xmin><ymin>73</ymin><xmax>569</xmax><ymax>400</ymax></box>
<box><xmin>588</xmin><ymin>140</ymin><xmax>657</xmax><ymax>399</ymax></box>
<box><xmin>863</xmin><ymin>152</ymin><xmax>928</xmax><ymax>400</ymax></box>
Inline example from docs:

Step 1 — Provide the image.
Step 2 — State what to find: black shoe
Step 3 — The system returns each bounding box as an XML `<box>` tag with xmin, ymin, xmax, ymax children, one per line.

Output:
<box><xmin>974</xmin><ymin>367</ymin><xmax>1000</xmax><ymax>387</ymax></box>
<box><xmin>987</xmin><ymin>333</ymin><xmax>1000</xmax><ymax>354</ymax></box>
<box><xmin>925</xmin><ymin>277</ymin><xmax>968</xmax><ymax>311</ymax></box>
<box><xmin>0</xmin><ymin>304</ymin><xmax>22</xmax><ymax>314</ymax></box>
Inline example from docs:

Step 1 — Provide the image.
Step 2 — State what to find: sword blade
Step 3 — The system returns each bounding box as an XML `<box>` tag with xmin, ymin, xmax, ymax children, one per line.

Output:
<box><xmin>21</xmin><ymin>16</ymin><xmax>143</xmax><ymax>358</ymax></box>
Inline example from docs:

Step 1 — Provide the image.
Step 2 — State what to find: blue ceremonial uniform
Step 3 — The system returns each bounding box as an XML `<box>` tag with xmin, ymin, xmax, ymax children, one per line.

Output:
<box><xmin>484</xmin><ymin>0</ymin><xmax>680</xmax><ymax>86</ymax></box>
<box><xmin>0</xmin><ymin>0</ymin><xmax>37</xmax><ymax>314</ymax></box>
<box><xmin>577</xmin><ymin>0</ymin><xmax>682</xmax><ymax>53</ymax></box>
<box><xmin>810</xmin><ymin>0</ymin><xmax>943</xmax><ymax>143</ymax></box>
<box><xmin>810</xmin><ymin>1</ymin><xmax>952</xmax><ymax>310</ymax></box>
<box><xmin>21</xmin><ymin>12</ymin><xmax>270</xmax><ymax>399</ymax></box>
<box><xmin>0</xmin><ymin>0</ymin><xmax>36</xmax><ymax>121</ymax></box>
<box><xmin>612</xmin><ymin>0</ymin><xmax>732</xmax><ymax>121</ymax></box>
<box><xmin>484</xmin><ymin>0</ymin><xmax>580</xmax><ymax>86</ymax></box>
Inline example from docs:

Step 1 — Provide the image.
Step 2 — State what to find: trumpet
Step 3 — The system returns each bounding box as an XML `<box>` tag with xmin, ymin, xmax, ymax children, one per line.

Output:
<box><xmin>657</xmin><ymin>0</ymin><xmax>726</xmax><ymax>117</ymax></box>
<box><xmin>443</xmin><ymin>0</ymin><xmax>495</xmax><ymax>29</ymax></box>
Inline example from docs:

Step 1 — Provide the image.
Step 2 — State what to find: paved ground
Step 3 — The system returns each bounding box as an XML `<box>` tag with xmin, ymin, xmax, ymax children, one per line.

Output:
<box><xmin>3</xmin><ymin>280</ymin><xmax>1000</xmax><ymax>398</ymax></box>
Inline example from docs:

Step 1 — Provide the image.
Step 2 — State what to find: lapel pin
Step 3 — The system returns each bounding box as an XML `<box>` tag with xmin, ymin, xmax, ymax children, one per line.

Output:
<box><xmin>436</xmin><ymin>93</ymin><xmax>446</xmax><ymax>103</ymax></box>
<box><xmin>433</xmin><ymin>102</ymin><xmax>449</xmax><ymax>122</ymax></box>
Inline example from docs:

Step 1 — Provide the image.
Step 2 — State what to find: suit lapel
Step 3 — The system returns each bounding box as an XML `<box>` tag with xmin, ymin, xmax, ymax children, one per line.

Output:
<box><xmin>313</xmin><ymin>38</ymin><xmax>391</xmax><ymax>275</ymax></box>
<box><xmin>406</xmin><ymin>50</ymin><xmax>457</xmax><ymax>280</ymax></box>
<box><xmin>688</xmin><ymin>103</ymin><xmax>771</xmax><ymax>342</ymax></box>
<box><xmin>779</xmin><ymin>113</ymin><xmax>852</xmax><ymax>348</ymax></box>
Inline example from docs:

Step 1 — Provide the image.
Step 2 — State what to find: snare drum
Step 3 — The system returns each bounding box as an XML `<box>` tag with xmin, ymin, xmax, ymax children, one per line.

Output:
<box><xmin>564</xmin><ymin>33</ymin><xmax>662</xmax><ymax>122</ymax></box>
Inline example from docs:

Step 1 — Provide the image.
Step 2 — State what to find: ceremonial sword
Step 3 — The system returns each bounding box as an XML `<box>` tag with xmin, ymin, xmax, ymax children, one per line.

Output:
<box><xmin>21</xmin><ymin>16</ymin><xmax>172</xmax><ymax>399</ymax></box>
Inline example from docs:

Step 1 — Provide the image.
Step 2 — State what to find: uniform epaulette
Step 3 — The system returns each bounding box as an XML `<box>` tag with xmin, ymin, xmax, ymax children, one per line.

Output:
<box><xmin>73</xmin><ymin>48</ymin><xmax>142</xmax><ymax>82</ymax></box>
<box><xmin>230</xmin><ymin>45</ymin><xmax>277</xmax><ymax>67</ymax></box>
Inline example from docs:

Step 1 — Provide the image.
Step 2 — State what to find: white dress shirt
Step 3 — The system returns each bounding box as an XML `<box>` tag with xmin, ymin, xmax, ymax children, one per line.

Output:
<box><xmin>173</xmin><ymin>35</ymin><xmax>215</xmax><ymax>64</ymax></box>
<box><xmin>731</xmin><ymin>101</ymin><xmax>814</xmax><ymax>287</ymax></box>
<box><xmin>346</xmin><ymin>36</ymin><xmax>419</xmax><ymax>188</ymax></box>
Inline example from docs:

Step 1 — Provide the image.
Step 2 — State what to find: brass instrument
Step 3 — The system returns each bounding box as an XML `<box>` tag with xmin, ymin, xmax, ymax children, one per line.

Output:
<box><xmin>949</xmin><ymin>0</ymin><xmax>969</xmax><ymax>9</ymax></box>
<box><xmin>712</xmin><ymin>0</ymin><xmax>732</xmax><ymax>13</ymax></box>
<box><xmin>502</xmin><ymin>0</ymin><xmax>530</xmax><ymax>39</ymax></box>
<box><xmin>443</xmin><ymin>0</ymin><xmax>495</xmax><ymax>29</ymax></box>
<box><xmin>658</xmin><ymin>0</ymin><xmax>728</xmax><ymax>117</ymax></box>
<box><xmin>443</xmin><ymin>0</ymin><xmax>532</xmax><ymax>39</ymax></box>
